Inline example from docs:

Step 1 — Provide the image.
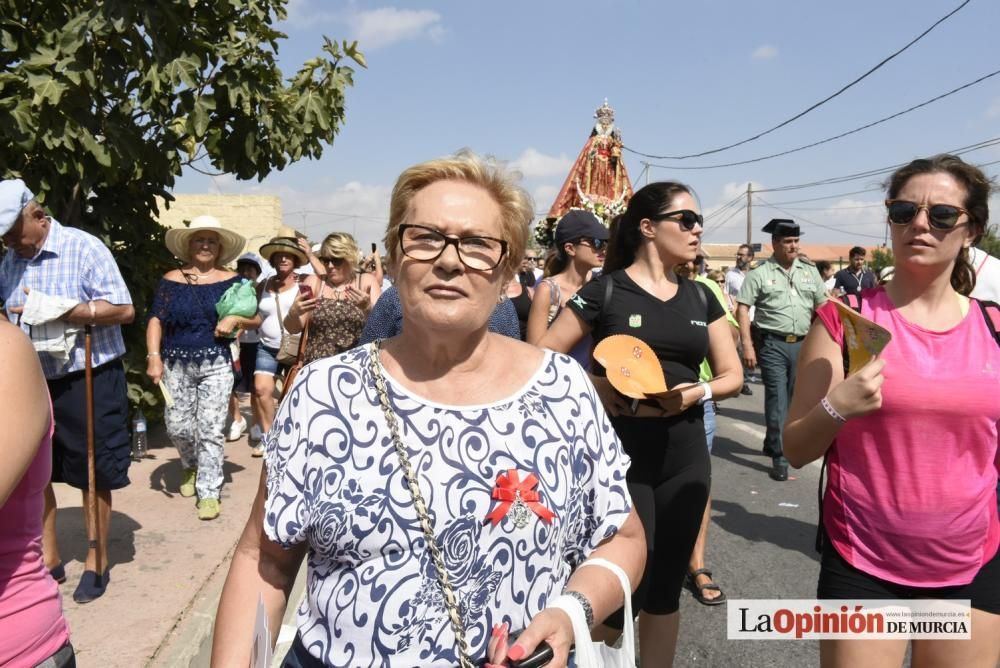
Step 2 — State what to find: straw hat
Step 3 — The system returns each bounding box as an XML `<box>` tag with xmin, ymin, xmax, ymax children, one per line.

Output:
<box><xmin>259</xmin><ymin>236</ymin><xmax>307</xmax><ymax>266</ymax></box>
<box><xmin>165</xmin><ymin>215</ymin><xmax>245</xmax><ymax>266</ymax></box>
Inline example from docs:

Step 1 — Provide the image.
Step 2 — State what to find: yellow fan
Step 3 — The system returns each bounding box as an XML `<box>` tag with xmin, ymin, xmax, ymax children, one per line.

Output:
<box><xmin>593</xmin><ymin>335</ymin><xmax>669</xmax><ymax>399</ymax></box>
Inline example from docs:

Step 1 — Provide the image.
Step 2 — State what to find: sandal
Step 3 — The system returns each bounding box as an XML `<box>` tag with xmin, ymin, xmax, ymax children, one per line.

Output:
<box><xmin>686</xmin><ymin>568</ymin><xmax>727</xmax><ymax>606</ymax></box>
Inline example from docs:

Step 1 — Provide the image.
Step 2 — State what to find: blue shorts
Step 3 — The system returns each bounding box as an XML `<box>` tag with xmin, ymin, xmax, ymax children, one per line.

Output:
<box><xmin>703</xmin><ymin>400</ymin><xmax>716</xmax><ymax>453</ymax></box>
<box><xmin>48</xmin><ymin>360</ymin><xmax>131</xmax><ymax>490</ymax></box>
<box><xmin>255</xmin><ymin>344</ymin><xmax>287</xmax><ymax>377</ymax></box>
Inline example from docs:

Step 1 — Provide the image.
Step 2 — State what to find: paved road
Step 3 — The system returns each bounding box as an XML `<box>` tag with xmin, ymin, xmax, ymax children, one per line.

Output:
<box><xmin>673</xmin><ymin>380</ymin><xmax>823</xmax><ymax>667</ymax></box>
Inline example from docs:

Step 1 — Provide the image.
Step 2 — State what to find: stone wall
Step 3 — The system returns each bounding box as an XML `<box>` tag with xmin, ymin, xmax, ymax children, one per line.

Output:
<box><xmin>155</xmin><ymin>194</ymin><xmax>295</xmax><ymax>254</ymax></box>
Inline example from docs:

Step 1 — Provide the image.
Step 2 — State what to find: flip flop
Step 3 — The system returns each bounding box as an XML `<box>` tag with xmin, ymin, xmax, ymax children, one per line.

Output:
<box><xmin>686</xmin><ymin>568</ymin><xmax>727</xmax><ymax>606</ymax></box>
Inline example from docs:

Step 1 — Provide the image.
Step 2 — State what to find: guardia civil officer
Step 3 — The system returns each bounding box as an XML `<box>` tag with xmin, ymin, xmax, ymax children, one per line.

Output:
<box><xmin>736</xmin><ymin>219</ymin><xmax>826</xmax><ymax>481</ymax></box>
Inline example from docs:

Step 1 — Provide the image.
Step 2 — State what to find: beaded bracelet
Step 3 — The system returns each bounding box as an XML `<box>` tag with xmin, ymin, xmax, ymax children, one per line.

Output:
<box><xmin>556</xmin><ymin>590</ymin><xmax>594</xmax><ymax>629</ymax></box>
<box><xmin>821</xmin><ymin>396</ymin><xmax>847</xmax><ymax>424</ymax></box>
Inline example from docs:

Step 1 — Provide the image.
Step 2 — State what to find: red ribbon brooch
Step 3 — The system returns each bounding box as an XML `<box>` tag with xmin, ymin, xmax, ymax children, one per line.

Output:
<box><xmin>485</xmin><ymin>469</ymin><xmax>556</xmax><ymax>528</ymax></box>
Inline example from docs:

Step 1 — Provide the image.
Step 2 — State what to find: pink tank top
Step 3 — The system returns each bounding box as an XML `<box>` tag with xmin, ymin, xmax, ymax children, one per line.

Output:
<box><xmin>816</xmin><ymin>287</ymin><xmax>1000</xmax><ymax>587</ymax></box>
<box><xmin>0</xmin><ymin>409</ymin><xmax>70</xmax><ymax>666</ymax></box>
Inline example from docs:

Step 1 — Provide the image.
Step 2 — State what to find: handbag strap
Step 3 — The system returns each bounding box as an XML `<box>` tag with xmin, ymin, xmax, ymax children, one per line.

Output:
<box><xmin>270</xmin><ymin>279</ymin><xmax>290</xmax><ymax>336</ymax></box>
<box><xmin>366</xmin><ymin>341</ymin><xmax>475</xmax><ymax>668</ymax></box>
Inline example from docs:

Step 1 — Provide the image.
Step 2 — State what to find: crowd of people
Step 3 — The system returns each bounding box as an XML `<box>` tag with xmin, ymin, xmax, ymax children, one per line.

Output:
<box><xmin>1</xmin><ymin>150</ymin><xmax>998</xmax><ymax>667</ymax></box>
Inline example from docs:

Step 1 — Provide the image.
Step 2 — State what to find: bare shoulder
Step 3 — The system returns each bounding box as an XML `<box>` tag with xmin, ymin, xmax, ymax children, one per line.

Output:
<box><xmin>0</xmin><ymin>321</ymin><xmax>46</xmax><ymax>384</ymax></box>
<box><xmin>0</xmin><ymin>319</ymin><xmax>34</xmax><ymax>354</ymax></box>
<box><xmin>219</xmin><ymin>270</ymin><xmax>238</xmax><ymax>280</ymax></box>
<box><xmin>164</xmin><ymin>268</ymin><xmax>185</xmax><ymax>281</ymax></box>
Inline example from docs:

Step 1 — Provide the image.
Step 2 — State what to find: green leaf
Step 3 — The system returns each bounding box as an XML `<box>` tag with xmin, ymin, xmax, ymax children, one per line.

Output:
<box><xmin>26</xmin><ymin>73</ymin><xmax>68</xmax><ymax>107</ymax></box>
<box><xmin>343</xmin><ymin>40</ymin><xmax>367</xmax><ymax>68</ymax></box>
<box><xmin>164</xmin><ymin>53</ymin><xmax>200</xmax><ymax>88</ymax></box>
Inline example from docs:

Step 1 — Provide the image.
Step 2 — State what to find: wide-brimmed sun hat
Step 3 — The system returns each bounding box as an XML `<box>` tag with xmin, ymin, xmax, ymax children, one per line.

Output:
<box><xmin>165</xmin><ymin>215</ymin><xmax>245</xmax><ymax>266</ymax></box>
<box><xmin>259</xmin><ymin>236</ymin><xmax>307</xmax><ymax>266</ymax></box>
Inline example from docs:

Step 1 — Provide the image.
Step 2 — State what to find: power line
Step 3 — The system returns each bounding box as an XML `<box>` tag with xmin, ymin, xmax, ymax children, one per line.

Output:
<box><xmin>754</xmin><ymin>136</ymin><xmax>1000</xmax><ymax>192</ymax></box>
<box><xmin>622</xmin><ymin>0</ymin><xmax>972</xmax><ymax>160</ymax></box>
<box><xmin>703</xmin><ymin>202</ymin><xmax>747</xmax><ymax>238</ymax></box>
<box><xmin>643</xmin><ymin>67</ymin><xmax>1000</xmax><ymax>170</ymax></box>
<box><xmin>755</xmin><ymin>196</ymin><xmax>885</xmax><ymax>239</ymax></box>
<box><xmin>759</xmin><ymin>187</ymin><xmax>884</xmax><ymax>205</ymax></box>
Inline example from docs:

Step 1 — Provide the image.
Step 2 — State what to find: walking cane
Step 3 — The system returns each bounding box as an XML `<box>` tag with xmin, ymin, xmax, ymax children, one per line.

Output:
<box><xmin>83</xmin><ymin>325</ymin><xmax>104</xmax><ymax>578</ymax></box>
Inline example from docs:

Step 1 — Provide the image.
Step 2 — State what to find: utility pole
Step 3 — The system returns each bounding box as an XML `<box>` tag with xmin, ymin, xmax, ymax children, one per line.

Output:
<box><xmin>745</xmin><ymin>183</ymin><xmax>752</xmax><ymax>246</ymax></box>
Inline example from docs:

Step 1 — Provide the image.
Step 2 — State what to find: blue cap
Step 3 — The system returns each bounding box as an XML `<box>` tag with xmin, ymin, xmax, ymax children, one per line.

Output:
<box><xmin>0</xmin><ymin>179</ymin><xmax>34</xmax><ymax>236</ymax></box>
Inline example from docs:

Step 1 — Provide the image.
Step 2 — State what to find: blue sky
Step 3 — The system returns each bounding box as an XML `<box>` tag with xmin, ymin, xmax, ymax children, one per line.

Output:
<box><xmin>175</xmin><ymin>0</ymin><xmax>1000</xmax><ymax>250</ymax></box>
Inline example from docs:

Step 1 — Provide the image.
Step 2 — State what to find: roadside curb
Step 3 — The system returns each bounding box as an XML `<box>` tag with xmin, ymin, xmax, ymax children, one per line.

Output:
<box><xmin>150</xmin><ymin>539</ymin><xmax>240</xmax><ymax>668</ymax></box>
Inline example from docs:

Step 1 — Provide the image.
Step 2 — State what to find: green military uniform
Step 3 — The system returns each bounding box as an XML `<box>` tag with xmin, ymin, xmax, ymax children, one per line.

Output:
<box><xmin>736</xmin><ymin>224</ymin><xmax>826</xmax><ymax>479</ymax></box>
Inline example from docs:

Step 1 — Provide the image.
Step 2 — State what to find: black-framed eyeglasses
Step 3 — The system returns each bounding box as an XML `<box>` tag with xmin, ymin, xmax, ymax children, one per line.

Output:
<box><xmin>398</xmin><ymin>223</ymin><xmax>508</xmax><ymax>271</ymax></box>
<box><xmin>885</xmin><ymin>199</ymin><xmax>970</xmax><ymax>231</ymax></box>
<box><xmin>649</xmin><ymin>209</ymin><xmax>704</xmax><ymax>231</ymax></box>
<box><xmin>319</xmin><ymin>256</ymin><xmax>346</xmax><ymax>266</ymax></box>
<box><xmin>576</xmin><ymin>238</ymin><xmax>608</xmax><ymax>251</ymax></box>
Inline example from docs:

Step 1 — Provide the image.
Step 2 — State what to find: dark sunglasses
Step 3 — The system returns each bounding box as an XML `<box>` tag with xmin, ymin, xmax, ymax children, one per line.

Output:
<box><xmin>650</xmin><ymin>209</ymin><xmax>704</xmax><ymax>231</ymax></box>
<box><xmin>576</xmin><ymin>238</ymin><xmax>607</xmax><ymax>251</ymax></box>
<box><xmin>319</xmin><ymin>256</ymin><xmax>347</xmax><ymax>266</ymax></box>
<box><xmin>885</xmin><ymin>199</ymin><xmax>970</xmax><ymax>231</ymax></box>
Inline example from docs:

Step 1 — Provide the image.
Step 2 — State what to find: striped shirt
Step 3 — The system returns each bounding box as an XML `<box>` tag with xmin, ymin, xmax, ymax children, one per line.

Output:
<box><xmin>0</xmin><ymin>219</ymin><xmax>132</xmax><ymax>378</ymax></box>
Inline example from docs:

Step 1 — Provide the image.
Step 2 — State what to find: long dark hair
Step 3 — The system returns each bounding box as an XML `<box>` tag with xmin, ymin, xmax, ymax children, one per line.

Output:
<box><xmin>603</xmin><ymin>182</ymin><xmax>693</xmax><ymax>273</ymax></box>
<box><xmin>543</xmin><ymin>244</ymin><xmax>570</xmax><ymax>277</ymax></box>
<box><xmin>885</xmin><ymin>154</ymin><xmax>993</xmax><ymax>296</ymax></box>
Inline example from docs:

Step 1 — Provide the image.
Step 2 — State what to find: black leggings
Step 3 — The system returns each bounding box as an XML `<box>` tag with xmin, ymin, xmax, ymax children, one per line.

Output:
<box><xmin>604</xmin><ymin>413</ymin><xmax>711</xmax><ymax>626</ymax></box>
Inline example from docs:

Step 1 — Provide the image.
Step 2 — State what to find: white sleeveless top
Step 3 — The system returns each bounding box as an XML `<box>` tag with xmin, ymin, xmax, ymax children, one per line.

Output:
<box><xmin>258</xmin><ymin>283</ymin><xmax>299</xmax><ymax>348</ymax></box>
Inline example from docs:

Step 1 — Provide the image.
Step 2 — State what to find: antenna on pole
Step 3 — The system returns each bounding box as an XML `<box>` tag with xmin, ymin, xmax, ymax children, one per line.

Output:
<box><xmin>745</xmin><ymin>183</ymin><xmax>752</xmax><ymax>246</ymax></box>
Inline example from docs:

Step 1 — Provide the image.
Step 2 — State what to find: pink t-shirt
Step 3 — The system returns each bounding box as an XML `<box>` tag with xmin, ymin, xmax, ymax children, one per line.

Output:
<box><xmin>0</xmin><ymin>412</ymin><xmax>70</xmax><ymax>666</ymax></box>
<box><xmin>816</xmin><ymin>287</ymin><xmax>1000</xmax><ymax>587</ymax></box>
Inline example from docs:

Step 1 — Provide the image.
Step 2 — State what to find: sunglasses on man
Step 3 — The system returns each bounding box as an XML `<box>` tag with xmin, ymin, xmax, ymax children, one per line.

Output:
<box><xmin>649</xmin><ymin>209</ymin><xmax>704</xmax><ymax>231</ymax></box>
<box><xmin>885</xmin><ymin>200</ymin><xmax>970</xmax><ymax>231</ymax></box>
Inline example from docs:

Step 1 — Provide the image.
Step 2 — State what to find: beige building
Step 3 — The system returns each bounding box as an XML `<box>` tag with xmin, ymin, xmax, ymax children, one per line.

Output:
<box><xmin>155</xmin><ymin>194</ymin><xmax>301</xmax><ymax>256</ymax></box>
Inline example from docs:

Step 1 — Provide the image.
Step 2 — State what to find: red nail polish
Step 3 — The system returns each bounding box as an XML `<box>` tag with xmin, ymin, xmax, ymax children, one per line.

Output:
<box><xmin>508</xmin><ymin>644</ymin><xmax>525</xmax><ymax>661</ymax></box>
<box><xmin>491</xmin><ymin>624</ymin><xmax>502</xmax><ymax>637</ymax></box>
<box><xmin>501</xmin><ymin>622</ymin><xmax>509</xmax><ymax>637</ymax></box>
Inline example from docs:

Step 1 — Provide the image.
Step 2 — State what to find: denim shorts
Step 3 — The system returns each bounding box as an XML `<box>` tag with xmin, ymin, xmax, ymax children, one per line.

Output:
<box><xmin>254</xmin><ymin>344</ymin><xmax>286</xmax><ymax>377</ymax></box>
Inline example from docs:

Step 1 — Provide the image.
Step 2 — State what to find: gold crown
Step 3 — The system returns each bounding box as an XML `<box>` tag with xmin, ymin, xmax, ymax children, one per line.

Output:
<box><xmin>594</xmin><ymin>98</ymin><xmax>615</xmax><ymax>122</ymax></box>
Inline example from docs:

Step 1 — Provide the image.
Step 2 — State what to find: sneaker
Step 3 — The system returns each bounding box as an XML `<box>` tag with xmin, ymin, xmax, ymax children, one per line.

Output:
<box><xmin>179</xmin><ymin>467</ymin><xmax>197</xmax><ymax>497</ymax></box>
<box><xmin>250</xmin><ymin>443</ymin><xmax>265</xmax><ymax>458</ymax></box>
<box><xmin>740</xmin><ymin>383</ymin><xmax>753</xmax><ymax>396</ymax></box>
<box><xmin>249</xmin><ymin>424</ymin><xmax>263</xmax><ymax>442</ymax></box>
<box><xmin>227</xmin><ymin>416</ymin><xmax>247</xmax><ymax>442</ymax></box>
<box><xmin>197</xmin><ymin>498</ymin><xmax>221</xmax><ymax>520</ymax></box>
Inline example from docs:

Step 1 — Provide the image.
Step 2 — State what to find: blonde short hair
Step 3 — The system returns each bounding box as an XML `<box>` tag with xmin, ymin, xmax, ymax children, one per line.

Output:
<box><xmin>384</xmin><ymin>150</ymin><xmax>533</xmax><ymax>280</ymax></box>
<box><xmin>319</xmin><ymin>232</ymin><xmax>360</xmax><ymax>273</ymax></box>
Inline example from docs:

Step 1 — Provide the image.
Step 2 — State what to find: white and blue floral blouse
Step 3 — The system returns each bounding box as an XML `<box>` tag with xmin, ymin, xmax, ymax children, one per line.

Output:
<box><xmin>264</xmin><ymin>345</ymin><xmax>632</xmax><ymax>667</ymax></box>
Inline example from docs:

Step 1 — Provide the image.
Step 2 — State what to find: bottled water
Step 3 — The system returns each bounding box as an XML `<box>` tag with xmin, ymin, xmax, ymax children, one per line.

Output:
<box><xmin>132</xmin><ymin>410</ymin><xmax>148</xmax><ymax>461</ymax></box>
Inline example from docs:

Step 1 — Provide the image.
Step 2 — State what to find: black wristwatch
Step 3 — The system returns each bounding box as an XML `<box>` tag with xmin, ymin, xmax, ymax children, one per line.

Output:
<box><xmin>563</xmin><ymin>590</ymin><xmax>594</xmax><ymax>629</ymax></box>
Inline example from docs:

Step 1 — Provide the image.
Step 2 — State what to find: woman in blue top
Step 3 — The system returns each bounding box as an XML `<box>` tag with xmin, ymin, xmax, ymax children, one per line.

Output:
<box><xmin>146</xmin><ymin>216</ymin><xmax>251</xmax><ymax>520</ymax></box>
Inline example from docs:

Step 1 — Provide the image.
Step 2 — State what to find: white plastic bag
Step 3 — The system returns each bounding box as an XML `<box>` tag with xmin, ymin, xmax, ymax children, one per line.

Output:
<box><xmin>550</xmin><ymin>557</ymin><xmax>635</xmax><ymax>668</ymax></box>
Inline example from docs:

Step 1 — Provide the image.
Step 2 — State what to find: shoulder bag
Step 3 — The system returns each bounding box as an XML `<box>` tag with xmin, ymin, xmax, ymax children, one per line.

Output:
<box><xmin>271</xmin><ymin>281</ymin><xmax>302</xmax><ymax>366</ymax></box>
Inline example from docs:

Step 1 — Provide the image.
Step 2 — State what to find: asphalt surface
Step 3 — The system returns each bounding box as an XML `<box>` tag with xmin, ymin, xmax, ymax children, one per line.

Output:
<box><xmin>672</xmin><ymin>378</ymin><xmax>823</xmax><ymax>667</ymax></box>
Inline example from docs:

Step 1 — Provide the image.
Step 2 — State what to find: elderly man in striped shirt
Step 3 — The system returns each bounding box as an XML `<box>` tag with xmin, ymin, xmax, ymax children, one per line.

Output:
<box><xmin>0</xmin><ymin>179</ymin><xmax>134</xmax><ymax>603</ymax></box>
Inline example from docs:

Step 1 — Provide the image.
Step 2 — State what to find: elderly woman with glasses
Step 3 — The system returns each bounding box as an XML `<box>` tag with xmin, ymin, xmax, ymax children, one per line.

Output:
<box><xmin>213</xmin><ymin>151</ymin><xmax>644</xmax><ymax>668</ymax></box>
<box><xmin>785</xmin><ymin>154</ymin><xmax>1000</xmax><ymax>667</ymax></box>
<box><xmin>526</xmin><ymin>210</ymin><xmax>609</xmax><ymax>370</ymax></box>
<box><xmin>284</xmin><ymin>233</ymin><xmax>381</xmax><ymax>364</ymax></box>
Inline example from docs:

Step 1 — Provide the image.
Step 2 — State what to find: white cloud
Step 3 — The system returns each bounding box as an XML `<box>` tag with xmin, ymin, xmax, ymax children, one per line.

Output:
<box><xmin>284</xmin><ymin>0</ymin><xmax>338</xmax><ymax>28</ymax></box>
<box><xmin>986</xmin><ymin>97</ymin><xmax>1000</xmax><ymax>119</ymax></box>
<box><xmin>347</xmin><ymin>8</ymin><xmax>444</xmax><ymax>50</ymax></box>
<box><xmin>511</xmin><ymin>148</ymin><xmax>573</xmax><ymax>179</ymax></box>
<box><xmin>532</xmin><ymin>185</ymin><xmax>559</xmax><ymax>212</ymax></box>
<box><xmin>751</xmin><ymin>45</ymin><xmax>778</xmax><ymax>61</ymax></box>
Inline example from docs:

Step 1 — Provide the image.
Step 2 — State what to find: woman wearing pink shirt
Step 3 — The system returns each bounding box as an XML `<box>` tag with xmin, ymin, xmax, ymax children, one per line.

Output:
<box><xmin>786</xmin><ymin>154</ymin><xmax>999</xmax><ymax>667</ymax></box>
<box><xmin>0</xmin><ymin>320</ymin><xmax>73</xmax><ymax>666</ymax></box>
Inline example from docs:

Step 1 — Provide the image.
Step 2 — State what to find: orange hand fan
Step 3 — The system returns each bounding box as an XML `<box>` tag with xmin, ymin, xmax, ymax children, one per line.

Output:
<box><xmin>593</xmin><ymin>335</ymin><xmax>669</xmax><ymax>399</ymax></box>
